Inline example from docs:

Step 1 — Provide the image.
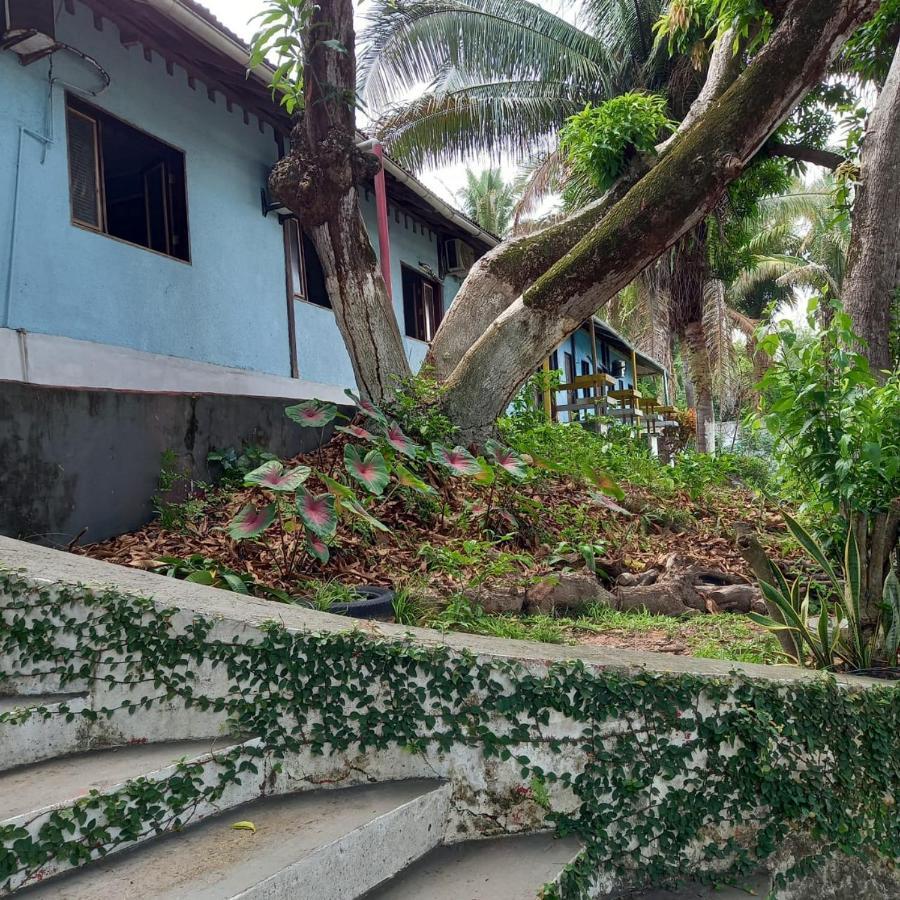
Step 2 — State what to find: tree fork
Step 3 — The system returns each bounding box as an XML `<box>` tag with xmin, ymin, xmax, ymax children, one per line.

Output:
<box><xmin>439</xmin><ymin>0</ymin><xmax>879</xmax><ymax>439</ymax></box>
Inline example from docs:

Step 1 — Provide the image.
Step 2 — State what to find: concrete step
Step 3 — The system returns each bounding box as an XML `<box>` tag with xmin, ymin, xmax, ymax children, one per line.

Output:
<box><xmin>0</xmin><ymin>739</ymin><xmax>226</xmax><ymax>819</ymax></box>
<box><xmin>0</xmin><ymin>693</ymin><xmax>90</xmax><ymax>772</ymax></box>
<box><xmin>363</xmin><ymin>832</ymin><xmax>582</xmax><ymax>899</ymax></box>
<box><xmin>17</xmin><ymin>779</ymin><xmax>450</xmax><ymax>900</ymax></box>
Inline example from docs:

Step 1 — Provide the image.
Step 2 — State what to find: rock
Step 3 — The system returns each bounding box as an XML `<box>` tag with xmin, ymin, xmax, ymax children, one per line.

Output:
<box><xmin>470</xmin><ymin>584</ymin><xmax>527</xmax><ymax>615</ymax></box>
<box><xmin>524</xmin><ymin>573</ymin><xmax>615</xmax><ymax>615</ymax></box>
<box><xmin>615</xmin><ymin>568</ymin><xmax>659</xmax><ymax>588</ymax></box>
<box><xmin>615</xmin><ymin>577</ymin><xmax>701</xmax><ymax>616</ymax></box>
<box><xmin>695</xmin><ymin>583</ymin><xmax>761</xmax><ymax>613</ymax></box>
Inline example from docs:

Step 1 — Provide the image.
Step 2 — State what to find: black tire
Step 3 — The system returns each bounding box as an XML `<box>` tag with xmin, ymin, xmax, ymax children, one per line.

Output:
<box><xmin>329</xmin><ymin>586</ymin><xmax>395</xmax><ymax>620</ymax></box>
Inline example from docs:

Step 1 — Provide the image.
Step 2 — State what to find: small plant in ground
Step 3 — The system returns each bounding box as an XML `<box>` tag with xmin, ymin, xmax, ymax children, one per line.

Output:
<box><xmin>295</xmin><ymin>578</ymin><xmax>359</xmax><ymax>611</ymax></box>
<box><xmin>152</xmin><ymin>554</ymin><xmax>291</xmax><ymax>602</ymax></box>
<box><xmin>152</xmin><ymin>450</ymin><xmax>207</xmax><ymax>531</ymax></box>
<box><xmin>749</xmin><ymin>513</ymin><xmax>900</xmax><ymax>671</ymax></box>
<box><xmin>207</xmin><ymin>445</ymin><xmax>278</xmax><ymax>486</ymax></box>
<box><xmin>548</xmin><ymin>540</ymin><xmax>607</xmax><ymax>574</ymax></box>
<box><xmin>391</xmin><ymin>587</ymin><xmax>427</xmax><ymax>627</ymax></box>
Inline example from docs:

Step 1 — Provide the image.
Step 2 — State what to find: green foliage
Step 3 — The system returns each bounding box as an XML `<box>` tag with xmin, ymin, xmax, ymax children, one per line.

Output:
<box><xmin>152</xmin><ymin>451</ymin><xmax>207</xmax><ymax>531</ymax></box>
<box><xmin>381</xmin><ymin>370</ymin><xmax>456</xmax><ymax>446</ymax></box>
<box><xmin>653</xmin><ymin>0</ymin><xmax>772</xmax><ymax>56</ymax></box>
<box><xmin>2</xmin><ymin>571</ymin><xmax>896</xmax><ymax>896</ymax></box>
<box><xmin>748</xmin><ymin>516</ymin><xmax>897</xmax><ymax>670</ymax></box>
<box><xmin>296</xmin><ymin>578</ymin><xmax>359</xmax><ymax>611</ymax></box>
<box><xmin>842</xmin><ymin>0</ymin><xmax>900</xmax><ymax>83</ymax></box>
<box><xmin>207</xmin><ymin>445</ymin><xmax>278</xmax><ymax>486</ymax></box>
<box><xmin>457</xmin><ymin>167</ymin><xmax>519</xmax><ymax>235</ymax></box>
<box><xmin>249</xmin><ymin>0</ymin><xmax>313</xmax><ymax>115</ymax></box>
<box><xmin>670</xmin><ymin>449</ymin><xmax>771</xmax><ymax>499</ymax></box>
<box><xmin>151</xmin><ymin>554</ymin><xmax>291</xmax><ymax>603</ymax></box>
<box><xmin>756</xmin><ymin>305</ymin><xmax>900</xmax><ymax>516</ymax></box>
<box><xmin>560</xmin><ymin>93</ymin><xmax>675</xmax><ymax>193</ymax></box>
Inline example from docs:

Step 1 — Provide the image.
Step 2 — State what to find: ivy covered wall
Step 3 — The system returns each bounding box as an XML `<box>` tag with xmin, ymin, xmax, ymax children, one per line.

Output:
<box><xmin>0</xmin><ymin>546</ymin><xmax>898</xmax><ymax>898</ymax></box>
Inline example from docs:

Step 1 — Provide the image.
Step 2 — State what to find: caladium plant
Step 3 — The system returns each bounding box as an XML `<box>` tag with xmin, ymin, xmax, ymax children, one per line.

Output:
<box><xmin>384</xmin><ymin>422</ymin><xmax>420</xmax><ymax>458</ymax></box>
<box><xmin>227</xmin><ymin>503</ymin><xmax>276</xmax><ymax>540</ymax></box>
<box><xmin>306</xmin><ymin>532</ymin><xmax>330</xmax><ymax>564</ymax></box>
<box><xmin>344</xmin><ymin>389</ymin><xmax>387</xmax><ymax>424</ymax></box>
<box><xmin>484</xmin><ymin>439</ymin><xmax>527</xmax><ymax>480</ymax></box>
<box><xmin>296</xmin><ymin>488</ymin><xmax>337</xmax><ymax>539</ymax></box>
<box><xmin>285</xmin><ymin>400</ymin><xmax>339</xmax><ymax>428</ymax></box>
<box><xmin>243</xmin><ymin>460</ymin><xmax>311</xmax><ymax>492</ymax></box>
<box><xmin>431</xmin><ymin>444</ymin><xmax>481</xmax><ymax>476</ymax></box>
<box><xmin>336</xmin><ymin>423</ymin><xmax>376</xmax><ymax>441</ymax></box>
<box><xmin>394</xmin><ymin>462</ymin><xmax>437</xmax><ymax>496</ymax></box>
<box><xmin>344</xmin><ymin>444</ymin><xmax>390</xmax><ymax>495</ymax></box>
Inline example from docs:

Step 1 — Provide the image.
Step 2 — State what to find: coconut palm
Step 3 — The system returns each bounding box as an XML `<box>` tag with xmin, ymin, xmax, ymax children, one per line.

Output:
<box><xmin>456</xmin><ymin>167</ymin><xmax>519</xmax><ymax>235</ymax></box>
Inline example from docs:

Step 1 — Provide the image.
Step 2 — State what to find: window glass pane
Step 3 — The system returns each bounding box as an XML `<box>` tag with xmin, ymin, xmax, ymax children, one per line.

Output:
<box><xmin>302</xmin><ymin>232</ymin><xmax>331</xmax><ymax>308</ymax></box>
<box><xmin>66</xmin><ymin>108</ymin><xmax>101</xmax><ymax>229</ymax></box>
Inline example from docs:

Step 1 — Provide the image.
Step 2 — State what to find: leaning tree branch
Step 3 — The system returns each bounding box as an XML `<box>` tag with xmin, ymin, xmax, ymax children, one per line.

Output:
<box><xmin>439</xmin><ymin>0</ymin><xmax>879</xmax><ymax>438</ymax></box>
<box><xmin>426</xmin><ymin>25</ymin><xmax>747</xmax><ymax>380</ymax></box>
<box><xmin>766</xmin><ymin>140</ymin><xmax>846</xmax><ymax>169</ymax></box>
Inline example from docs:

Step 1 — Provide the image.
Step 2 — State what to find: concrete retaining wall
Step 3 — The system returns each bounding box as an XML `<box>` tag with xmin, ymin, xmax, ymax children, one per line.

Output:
<box><xmin>0</xmin><ymin>382</ymin><xmax>342</xmax><ymax>546</ymax></box>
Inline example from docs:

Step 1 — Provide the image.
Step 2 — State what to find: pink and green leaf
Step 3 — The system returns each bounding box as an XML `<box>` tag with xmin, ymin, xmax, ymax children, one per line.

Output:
<box><xmin>306</xmin><ymin>531</ymin><xmax>331</xmax><ymax>564</ymax></box>
<box><xmin>431</xmin><ymin>444</ymin><xmax>481</xmax><ymax>476</ymax></box>
<box><xmin>394</xmin><ymin>463</ymin><xmax>437</xmax><ymax>496</ymax></box>
<box><xmin>344</xmin><ymin>444</ymin><xmax>390</xmax><ymax>495</ymax></box>
<box><xmin>244</xmin><ymin>460</ymin><xmax>310</xmax><ymax>492</ymax></box>
<box><xmin>336</xmin><ymin>423</ymin><xmax>376</xmax><ymax>441</ymax></box>
<box><xmin>384</xmin><ymin>422</ymin><xmax>420</xmax><ymax>458</ymax></box>
<box><xmin>484</xmin><ymin>440</ymin><xmax>527</xmax><ymax>479</ymax></box>
<box><xmin>285</xmin><ymin>400</ymin><xmax>338</xmax><ymax>428</ymax></box>
<box><xmin>321</xmin><ymin>473</ymin><xmax>354</xmax><ymax>502</ymax></box>
<box><xmin>343</xmin><ymin>389</ymin><xmax>387</xmax><ymax>423</ymax></box>
<box><xmin>227</xmin><ymin>503</ymin><xmax>276</xmax><ymax>540</ymax></box>
<box><xmin>296</xmin><ymin>488</ymin><xmax>337</xmax><ymax>539</ymax></box>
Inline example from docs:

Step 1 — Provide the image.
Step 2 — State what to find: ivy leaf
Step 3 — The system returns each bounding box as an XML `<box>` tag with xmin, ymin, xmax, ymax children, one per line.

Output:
<box><xmin>306</xmin><ymin>531</ymin><xmax>331</xmax><ymax>564</ymax></box>
<box><xmin>243</xmin><ymin>460</ymin><xmax>310</xmax><ymax>492</ymax></box>
<box><xmin>431</xmin><ymin>444</ymin><xmax>481</xmax><ymax>476</ymax></box>
<box><xmin>344</xmin><ymin>444</ymin><xmax>390</xmax><ymax>495</ymax></box>
<box><xmin>285</xmin><ymin>400</ymin><xmax>338</xmax><ymax>428</ymax></box>
<box><xmin>384</xmin><ymin>422</ymin><xmax>420</xmax><ymax>458</ymax></box>
<box><xmin>296</xmin><ymin>488</ymin><xmax>337</xmax><ymax>540</ymax></box>
<box><xmin>227</xmin><ymin>504</ymin><xmax>276</xmax><ymax>540</ymax></box>
<box><xmin>484</xmin><ymin>440</ymin><xmax>527</xmax><ymax>479</ymax></box>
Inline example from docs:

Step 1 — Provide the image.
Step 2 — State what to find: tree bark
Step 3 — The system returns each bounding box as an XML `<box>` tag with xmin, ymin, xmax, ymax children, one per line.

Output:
<box><xmin>268</xmin><ymin>0</ymin><xmax>410</xmax><ymax>403</ymax></box>
<box><xmin>683</xmin><ymin>321</ymin><xmax>715</xmax><ymax>453</ymax></box>
<box><xmin>438</xmin><ymin>0</ymin><xmax>878</xmax><ymax>440</ymax></box>
<box><xmin>842</xmin><ymin>40</ymin><xmax>900</xmax><ymax>375</ymax></box>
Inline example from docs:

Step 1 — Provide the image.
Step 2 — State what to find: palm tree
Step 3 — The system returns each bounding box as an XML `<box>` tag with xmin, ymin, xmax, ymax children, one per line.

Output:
<box><xmin>456</xmin><ymin>167</ymin><xmax>519</xmax><ymax>235</ymax></box>
<box><xmin>731</xmin><ymin>177</ymin><xmax>851</xmax><ymax>304</ymax></box>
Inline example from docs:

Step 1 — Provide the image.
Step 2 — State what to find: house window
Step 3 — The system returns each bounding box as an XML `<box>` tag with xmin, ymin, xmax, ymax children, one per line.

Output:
<box><xmin>65</xmin><ymin>96</ymin><xmax>189</xmax><ymax>261</ymax></box>
<box><xmin>402</xmin><ymin>266</ymin><xmax>442</xmax><ymax>342</ymax></box>
<box><xmin>286</xmin><ymin>219</ymin><xmax>331</xmax><ymax>308</ymax></box>
<box><xmin>564</xmin><ymin>351</ymin><xmax>576</xmax><ymax>405</ymax></box>
<box><xmin>580</xmin><ymin>359</ymin><xmax>591</xmax><ymax>398</ymax></box>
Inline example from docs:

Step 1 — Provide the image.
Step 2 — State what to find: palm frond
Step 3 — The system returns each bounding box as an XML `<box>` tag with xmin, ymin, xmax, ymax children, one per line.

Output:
<box><xmin>511</xmin><ymin>147</ymin><xmax>567</xmax><ymax>228</ymax></box>
<box><xmin>360</xmin><ymin>0</ymin><xmax>615</xmax><ymax>109</ymax></box>
<box><xmin>371</xmin><ymin>81</ymin><xmax>582</xmax><ymax>169</ymax></box>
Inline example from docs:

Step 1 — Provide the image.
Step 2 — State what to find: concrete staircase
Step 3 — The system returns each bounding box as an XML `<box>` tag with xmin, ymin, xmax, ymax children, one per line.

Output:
<box><xmin>1</xmin><ymin>694</ymin><xmax>580</xmax><ymax>899</ymax></box>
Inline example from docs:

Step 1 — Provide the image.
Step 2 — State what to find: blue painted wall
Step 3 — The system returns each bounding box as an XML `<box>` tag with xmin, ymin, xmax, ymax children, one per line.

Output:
<box><xmin>1</xmin><ymin>2</ymin><xmax>293</xmax><ymax>376</ymax></box>
<box><xmin>1</xmin><ymin>1</ymin><xmax>458</xmax><ymax>390</ymax></box>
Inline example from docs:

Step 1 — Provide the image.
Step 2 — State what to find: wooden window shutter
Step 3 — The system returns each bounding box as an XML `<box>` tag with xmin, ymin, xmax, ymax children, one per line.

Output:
<box><xmin>66</xmin><ymin>107</ymin><xmax>103</xmax><ymax>229</ymax></box>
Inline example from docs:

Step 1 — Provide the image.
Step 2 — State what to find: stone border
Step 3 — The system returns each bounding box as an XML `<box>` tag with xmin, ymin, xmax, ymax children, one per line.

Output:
<box><xmin>0</xmin><ymin>536</ymin><xmax>878</xmax><ymax>688</ymax></box>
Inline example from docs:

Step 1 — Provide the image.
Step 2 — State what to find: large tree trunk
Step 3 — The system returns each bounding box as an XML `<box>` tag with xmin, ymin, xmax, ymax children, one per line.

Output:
<box><xmin>268</xmin><ymin>0</ymin><xmax>410</xmax><ymax>403</ymax></box>
<box><xmin>437</xmin><ymin>0</ymin><xmax>877</xmax><ymax>440</ymax></box>
<box><xmin>842</xmin><ymin>40</ymin><xmax>900</xmax><ymax>375</ymax></box>
<box><xmin>683</xmin><ymin>321</ymin><xmax>716</xmax><ymax>453</ymax></box>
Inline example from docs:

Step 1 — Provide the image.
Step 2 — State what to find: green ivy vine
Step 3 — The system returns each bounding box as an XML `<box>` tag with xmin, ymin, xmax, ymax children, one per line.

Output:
<box><xmin>1</xmin><ymin>569</ymin><xmax>897</xmax><ymax>897</ymax></box>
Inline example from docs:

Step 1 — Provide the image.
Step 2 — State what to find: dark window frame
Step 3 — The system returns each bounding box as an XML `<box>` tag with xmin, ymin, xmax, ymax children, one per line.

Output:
<box><xmin>401</xmin><ymin>264</ymin><xmax>443</xmax><ymax>342</ymax></box>
<box><xmin>285</xmin><ymin>219</ymin><xmax>331</xmax><ymax>310</ymax></box>
<box><xmin>64</xmin><ymin>93</ymin><xmax>191</xmax><ymax>264</ymax></box>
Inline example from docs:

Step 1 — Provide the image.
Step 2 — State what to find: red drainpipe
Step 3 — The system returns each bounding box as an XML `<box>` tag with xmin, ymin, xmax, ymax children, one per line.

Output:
<box><xmin>372</xmin><ymin>142</ymin><xmax>393</xmax><ymax>299</ymax></box>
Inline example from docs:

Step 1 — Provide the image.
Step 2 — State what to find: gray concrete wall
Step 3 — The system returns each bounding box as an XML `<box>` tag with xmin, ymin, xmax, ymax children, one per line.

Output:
<box><xmin>0</xmin><ymin>381</ymin><xmax>339</xmax><ymax>546</ymax></box>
